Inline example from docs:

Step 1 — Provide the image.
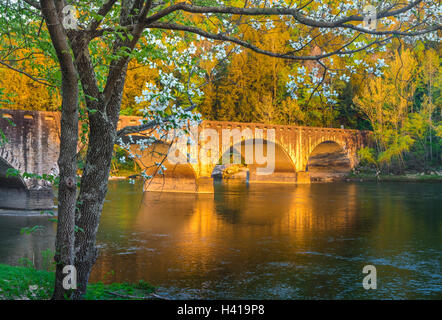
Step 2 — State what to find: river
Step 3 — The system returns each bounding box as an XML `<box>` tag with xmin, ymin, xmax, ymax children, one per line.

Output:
<box><xmin>0</xmin><ymin>181</ymin><xmax>441</xmax><ymax>299</ymax></box>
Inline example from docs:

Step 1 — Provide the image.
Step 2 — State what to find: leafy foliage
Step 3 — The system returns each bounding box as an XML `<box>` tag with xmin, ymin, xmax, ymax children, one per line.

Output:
<box><xmin>354</xmin><ymin>48</ymin><xmax>441</xmax><ymax>172</ymax></box>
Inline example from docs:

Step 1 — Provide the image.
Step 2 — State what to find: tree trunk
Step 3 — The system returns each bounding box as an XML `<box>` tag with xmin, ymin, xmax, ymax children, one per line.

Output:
<box><xmin>72</xmin><ymin>71</ymin><xmax>128</xmax><ymax>299</ymax></box>
<box><xmin>40</xmin><ymin>0</ymin><xmax>148</xmax><ymax>299</ymax></box>
<box><xmin>40</xmin><ymin>0</ymin><xmax>79</xmax><ymax>300</ymax></box>
<box><xmin>52</xmin><ymin>73</ymin><xmax>79</xmax><ymax>299</ymax></box>
<box><xmin>71</xmin><ymin>114</ymin><xmax>115</xmax><ymax>299</ymax></box>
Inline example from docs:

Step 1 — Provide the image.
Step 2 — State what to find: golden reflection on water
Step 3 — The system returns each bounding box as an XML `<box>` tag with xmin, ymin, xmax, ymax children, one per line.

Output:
<box><xmin>0</xmin><ymin>180</ymin><xmax>440</xmax><ymax>299</ymax></box>
<box><xmin>88</xmin><ymin>181</ymin><xmax>441</xmax><ymax>299</ymax></box>
<box><xmin>91</xmin><ymin>182</ymin><xmax>361</xmax><ymax>283</ymax></box>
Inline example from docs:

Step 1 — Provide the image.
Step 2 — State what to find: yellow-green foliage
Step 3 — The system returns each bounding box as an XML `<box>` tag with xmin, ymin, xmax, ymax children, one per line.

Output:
<box><xmin>358</xmin><ymin>147</ymin><xmax>377</xmax><ymax>167</ymax></box>
<box><xmin>354</xmin><ymin>48</ymin><xmax>441</xmax><ymax>169</ymax></box>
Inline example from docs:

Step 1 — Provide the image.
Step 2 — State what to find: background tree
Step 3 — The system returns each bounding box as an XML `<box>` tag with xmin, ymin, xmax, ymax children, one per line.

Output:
<box><xmin>355</xmin><ymin>47</ymin><xmax>441</xmax><ymax>173</ymax></box>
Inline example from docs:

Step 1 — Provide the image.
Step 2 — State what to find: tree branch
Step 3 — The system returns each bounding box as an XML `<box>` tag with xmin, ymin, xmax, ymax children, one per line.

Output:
<box><xmin>0</xmin><ymin>60</ymin><xmax>56</xmax><ymax>87</ymax></box>
<box><xmin>23</xmin><ymin>0</ymin><xmax>41</xmax><ymax>10</ymax></box>
<box><xmin>144</xmin><ymin>1</ymin><xmax>427</xmax><ymax>29</ymax></box>
<box><xmin>147</xmin><ymin>22</ymin><xmax>396</xmax><ymax>61</ymax></box>
<box><xmin>91</xmin><ymin>0</ymin><xmax>437</xmax><ymax>39</ymax></box>
<box><xmin>87</xmin><ymin>0</ymin><xmax>118</xmax><ymax>33</ymax></box>
<box><xmin>116</xmin><ymin>104</ymin><xmax>196</xmax><ymax>139</ymax></box>
<box><xmin>102</xmin><ymin>0</ymin><xmax>153</xmax><ymax>107</ymax></box>
<box><xmin>40</xmin><ymin>0</ymin><xmax>76</xmax><ymax>77</ymax></box>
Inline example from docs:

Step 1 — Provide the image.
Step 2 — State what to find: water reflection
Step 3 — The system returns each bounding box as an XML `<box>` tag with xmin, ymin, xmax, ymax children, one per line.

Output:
<box><xmin>0</xmin><ymin>180</ymin><xmax>440</xmax><ymax>299</ymax></box>
<box><xmin>0</xmin><ymin>212</ymin><xmax>55</xmax><ymax>268</ymax></box>
<box><xmin>89</xmin><ymin>181</ymin><xmax>441</xmax><ymax>299</ymax></box>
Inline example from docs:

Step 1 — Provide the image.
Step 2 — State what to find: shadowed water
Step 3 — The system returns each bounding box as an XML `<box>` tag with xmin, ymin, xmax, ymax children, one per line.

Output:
<box><xmin>0</xmin><ymin>180</ymin><xmax>441</xmax><ymax>299</ymax></box>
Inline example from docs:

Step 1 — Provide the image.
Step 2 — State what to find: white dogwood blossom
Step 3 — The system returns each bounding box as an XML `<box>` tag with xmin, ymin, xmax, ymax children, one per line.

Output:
<box><xmin>118</xmin><ymin>28</ymin><xmax>245</xmax><ymax>180</ymax></box>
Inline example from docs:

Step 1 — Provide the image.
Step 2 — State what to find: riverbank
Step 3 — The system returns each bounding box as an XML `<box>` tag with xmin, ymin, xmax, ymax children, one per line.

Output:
<box><xmin>346</xmin><ymin>172</ymin><xmax>442</xmax><ymax>182</ymax></box>
<box><xmin>108</xmin><ymin>173</ymin><xmax>442</xmax><ymax>183</ymax></box>
<box><xmin>0</xmin><ymin>264</ymin><xmax>156</xmax><ymax>300</ymax></box>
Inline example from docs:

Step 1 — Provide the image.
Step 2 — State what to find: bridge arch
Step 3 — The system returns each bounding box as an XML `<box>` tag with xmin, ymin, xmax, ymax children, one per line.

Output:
<box><xmin>215</xmin><ymin>138</ymin><xmax>297</xmax><ymax>183</ymax></box>
<box><xmin>0</xmin><ymin>156</ymin><xmax>27</xmax><ymax>189</ymax></box>
<box><xmin>127</xmin><ymin>137</ymin><xmax>202</xmax><ymax>193</ymax></box>
<box><xmin>306</xmin><ymin>140</ymin><xmax>352</xmax><ymax>182</ymax></box>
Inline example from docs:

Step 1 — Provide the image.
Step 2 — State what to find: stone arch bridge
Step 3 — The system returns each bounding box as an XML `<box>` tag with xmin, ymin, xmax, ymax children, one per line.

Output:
<box><xmin>0</xmin><ymin>109</ymin><xmax>369</xmax><ymax>194</ymax></box>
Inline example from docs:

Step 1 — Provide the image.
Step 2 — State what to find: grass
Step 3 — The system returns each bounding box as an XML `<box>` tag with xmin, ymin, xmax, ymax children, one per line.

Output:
<box><xmin>0</xmin><ymin>264</ymin><xmax>155</xmax><ymax>300</ymax></box>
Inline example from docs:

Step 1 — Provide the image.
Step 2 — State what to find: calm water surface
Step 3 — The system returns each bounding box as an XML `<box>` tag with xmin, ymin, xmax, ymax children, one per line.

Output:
<box><xmin>0</xmin><ymin>181</ymin><xmax>441</xmax><ymax>299</ymax></box>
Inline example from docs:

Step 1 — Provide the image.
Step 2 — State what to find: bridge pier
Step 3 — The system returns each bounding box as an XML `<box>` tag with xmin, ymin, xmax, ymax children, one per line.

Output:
<box><xmin>144</xmin><ymin>176</ymin><xmax>214</xmax><ymax>193</ymax></box>
<box><xmin>248</xmin><ymin>167</ymin><xmax>297</xmax><ymax>184</ymax></box>
<box><xmin>296</xmin><ymin>172</ymin><xmax>311</xmax><ymax>184</ymax></box>
<box><xmin>196</xmin><ymin>177</ymin><xmax>215</xmax><ymax>193</ymax></box>
<box><xmin>0</xmin><ymin>188</ymin><xmax>54</xmax><ymax>210</ymax></box>
<box><xmin>143</xmin><ymin>172</ymin><xmax>312</xmax><ymax>192</ymax></box>
<box><xmin>247</xmin><ymin>169</ymin><xmax>310</xmax><ymax>184</ymax></box>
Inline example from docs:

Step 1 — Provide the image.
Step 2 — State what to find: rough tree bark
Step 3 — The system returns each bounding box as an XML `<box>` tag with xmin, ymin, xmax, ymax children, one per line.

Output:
<box><xmin>40</xmin><ymin>0</ymin><xmax>79</xmax><ymax>300</ymax></box>
<box><xmin>72</xmin><ymin>73</ymin><xmax>129</xmax><ymax>299</ymax></box>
